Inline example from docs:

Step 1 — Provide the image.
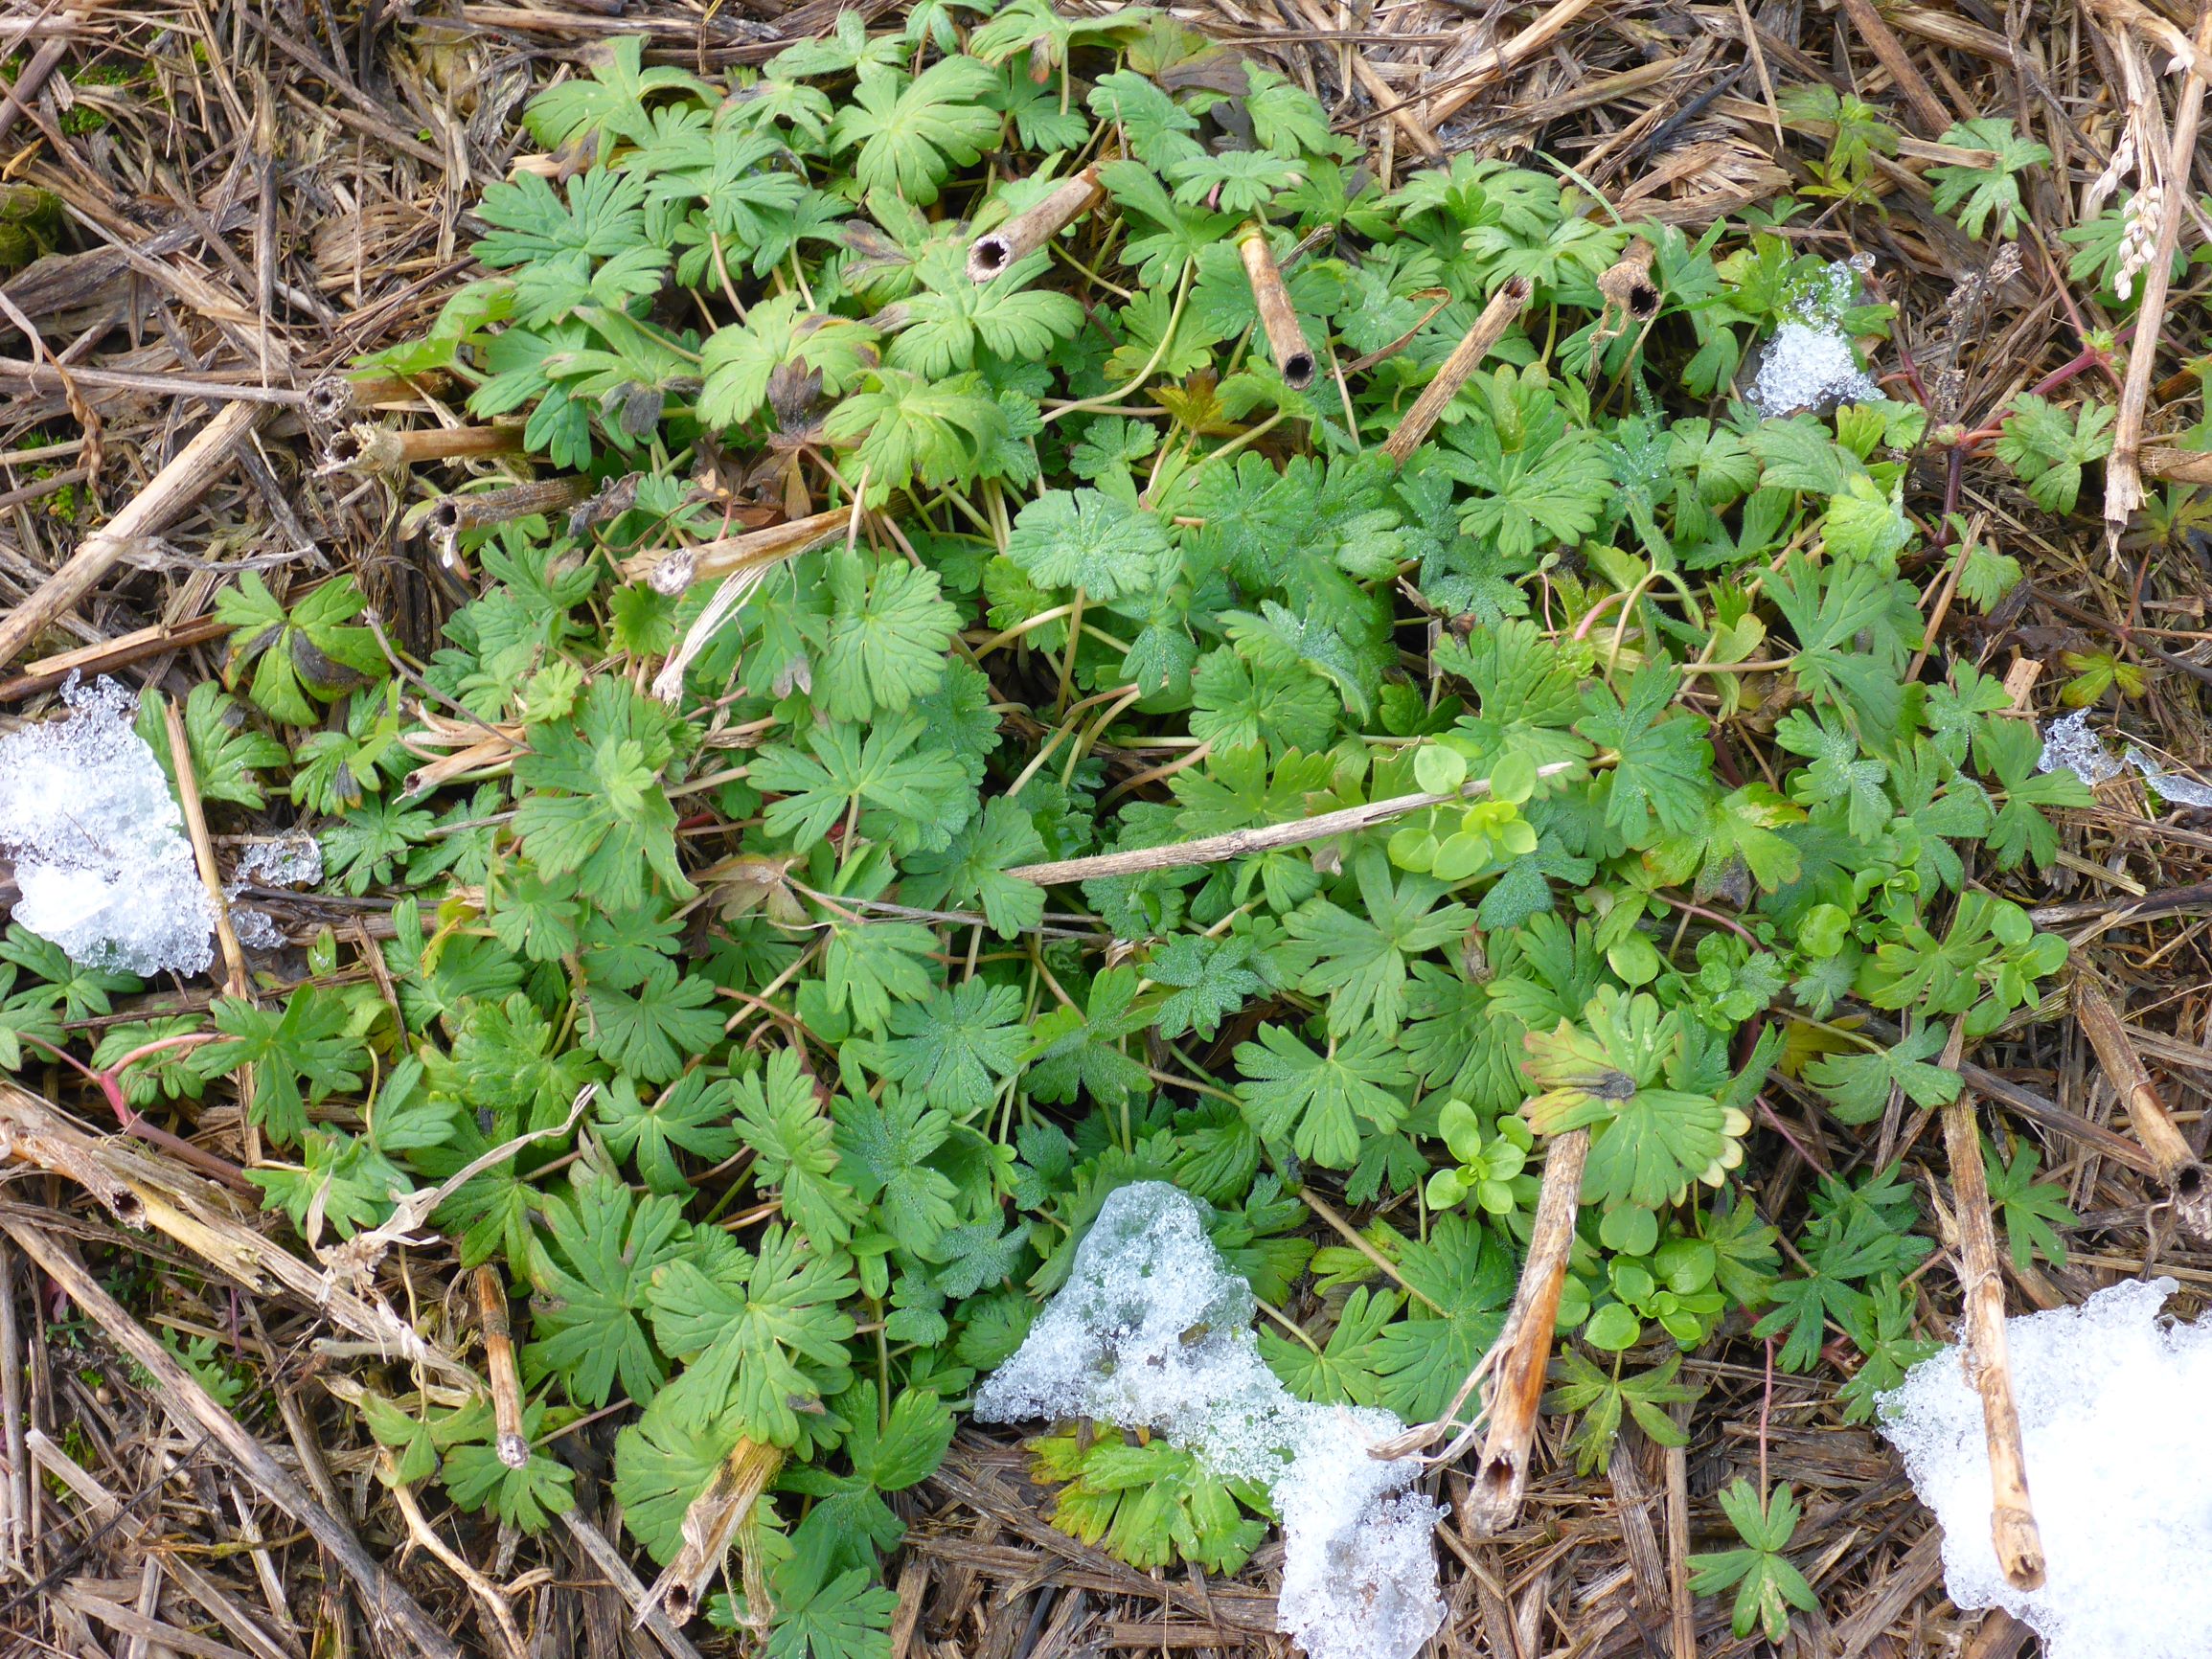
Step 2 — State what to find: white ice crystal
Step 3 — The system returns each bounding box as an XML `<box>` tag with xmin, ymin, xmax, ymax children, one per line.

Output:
<box><xmin>1748</xmin><ymin>258</ymin><xmax>1881</xmax><ymax>417</ymax></box>
<box><xmin>0</xmin><ymin>675</ymin><xmax>215</xmax><ymax>976</ymax></box>
<box><xmin>2037</xmin><ymin>710</ymin><xmax>2212</xmax><ymax>804</ymax></box>
<box><xmin>226</xmin><ymin>833</ymin><xmax>324</xmax><ymax>950</ymax></box>
<box><xmin>974</xmin><ymin>1182</ymin><xmax>1444</xmax><ymax>1659</ymax></box>
<box><xmin>2038</xmin><ymin>709</ymin><xmax>2123</xmax><ymax>784</ymax></box>
<box><xmin>1880</xmin><ymin>1278</ymin><xmax>2212</xmax><ymax>1659</ymax></box>
<box><xmin>2124</xmin><ymin>748</ymin><xmax>2212</xmax><ymax>807</ymax></box>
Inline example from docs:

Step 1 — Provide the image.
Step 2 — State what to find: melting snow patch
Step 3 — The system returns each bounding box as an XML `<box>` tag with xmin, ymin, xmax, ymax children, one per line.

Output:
<box><xmin>1880</xmin><ymin>1278</ymin><xmax>2212</xmax><ymax>1659</ymax></box>
<box><xmin>974</xmin><ymin>1182</ymin><xmax>1444</xmax><ymax>1659</ymax></box>
<box><xmin>1748</xmin><ymin>258</ymin><xmax>1881</xmax><ymax>417</ymax></box>
<box><xmin>0</xmin><ymin>675</ymin><xmax>214</xmax><ymax>976</ymax></box>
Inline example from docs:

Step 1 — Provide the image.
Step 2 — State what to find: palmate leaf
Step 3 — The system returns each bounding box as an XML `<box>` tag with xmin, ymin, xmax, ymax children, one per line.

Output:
<box><xmin>1022</xmin><ymin>966</ymin><xmax>1153</xmax><ymax>1107</ymax></box>
<box><xmin>873</xmin><ymin>979</ymin><xmax>1028</xmax><ymax>1115</ymax></box>
<box><xmin>1278</xmin><ymin>849</ymin><xmax>1473</xmax><ymax>1038</ymax></box>
<box><xmin>1521</xmin><ymin>989</ymin><xmax>1754</xmax><ymax>1209</ymax></box>
<box><xmin>1370</xmin><ymin>1212</ymin><xmax>1515</xmax><ymax>1420</ymax></box>
<box><xmin>1575</xmin><ymin>667</ymin><xmax>1711</xmax><ymax>842</ymax></box>
<box><xmin>1689</xmin><ymin>1480</ymin><xmax>1817</xmax><ymax>1643</ymax></box>
<box><xmin>1802</xmin><ymin>1025</ymin><xmax>1959</xmax><ymax>1125</ymax></box>
<box><xmin>594</xmin><ymin>1070</ymin><xmax>741</xmax><ymax>1193</ymax></box>
<box><xmin>1005</xmin><ymin>489</ymin><xmax>1176</xmax><ymax>603</ymax></box>
<box><xmin>733</xmin><ymin>1048</ymin><xmax>864</xmax><ymax>1245</ymax></box>
<box><xmin>819</xmin><ymin>547</ymin><xmax>960</xmax><ymax>722</ymax></box>
<box><xmin>831</xmin><ymin>57</ymin><xmax>1002</xmax><ymax>206</ymax></box>
<box><xmin>525</xmin><ymin>1168</ymin><xmax>687</xmax><ymax>1408</ymax></box>
<box><xmin>524</xmin><ymin>35</ymin><xmax>708</xmax><ymax>150</ymax></box>
<box><xmin>648</xmin><ymin>1226</ymin><xmax>856</xmax><ymax>1446</ymax></box>
<box><xmin>823</xmin><ymin>369</ymin><xmax>1009</xmax><ymax>505</ymax></box>
<box><xmin>833</xmin><ymin>1088</ymin><xmax>960</xmax><ymax>1256</ymax></box>
<box><xmin>513</xmin><ymin>679</ymin><xmax>693</xmax><ymax>911</ymax></box>
<box><xmin>886</xmin><ymin>252</ymin><xmax>1083</xmax><ymax>375</ymax></box>
<box><xmin>1233</xmin><ymin>1023</ymin><xmax>1410</xmax><ymax>1170</ymax></box>
<box><xmin>697</xmin><ymin>295</ymin><xmax>879</xmax><ymax>427</ymax></box>
<box><xmin>582</xmin><ymin>960</ymin><xmax>721</xmax><ymax>1082</ymax></box>
<box><xmin>900</xmin><ymin>797</ymin><xmax>1046</xmax><ymax>938</ymax></box>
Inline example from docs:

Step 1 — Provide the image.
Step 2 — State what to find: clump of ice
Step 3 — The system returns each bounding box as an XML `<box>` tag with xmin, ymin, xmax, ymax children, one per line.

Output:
<box><xmin>1880</xmin><ymin>1278</ymin><xmax>2212</xmax><ymax>1659</ymax></box>
<box><xmin>232</xmin><ymin>834</ymin><xmax>324</xmax><ymax>890</ymax></box>
<box><xmin>2126</xmin><ymin>749</ymin><xmax>2212</xmax><ymax>808</ymax></box>
<box><xmin>1748</xmin><ymin>257</ymin><xmax>1881</xmax><ymax>417</ymax></box>
<box><xmin>974</xmin><ymin>1182</ymin><xmax>1444</xmax><ymax>1659</ymax></box>
<box><xmin>2038</xmin><ymin>709</ymin><xmax>2124</xmax><ymax>785</ymax></box>
<box><xmin>226</xmin><ymin>833</ymin><xmax>322</xmax><ymax>950</ymax></box>
<box><xmin>2037</xmin><ymin>710</ymin><xmax>2212</xmax><ymax>804</ymax></box>
<box><xmin>0</xmin><ymin>675</ymin><xmax>215</xmax><ymax>976</ymax></box>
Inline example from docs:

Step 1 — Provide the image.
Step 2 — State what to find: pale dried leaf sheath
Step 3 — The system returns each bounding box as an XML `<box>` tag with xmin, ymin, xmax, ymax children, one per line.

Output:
<box><xmin>1237</xmin><ymin>222</ymin><xmax>1316</xmax><ymax>391</ymax></box>
<box><xmin>1009</xmin><ymin>756</ymin><xmax>1587</xmax><ymax>885</ymax></box>
<box><xmin>2071</xmin><ymin>977</ymin><xmax>2212</xmax><ymax>1238</ymax></box>
<box><xmin>1941</xmin><ymin>1025</ymin><xmax>2046</xmax><ymax>1591</ymax></box>
<box><xmin>643</xmin><ymin>1437</ymin><xmax>785</xmax><ymax>1626</ymax></box>
<box><xmin>0</xmin><ymin>400</ymin><xmax>264</xmax><ymax>667</ymax></box>
<box><xmin>627</xmin><ymin>506</ymin><xmax>855</xmax><ymax>596</ymax></box>
<box><xmin>2105</xmin><ymin>2</ymin><xmax>2212</xmax><ymax>548</ymax></box>
<box><xmin>967</xmin><ymin>166</ymin><xmax>1103</xmax><ymax>284</ymax></box>
<box><xmin>1381</xmin><ymin>278</ymin><xmax>1533</xmax><ymax>465</ymax></box>
<box><xmin>1458</xmin><ymin>1126</ymin><xmax>1587</xmax><ymax>1534</ymax></box>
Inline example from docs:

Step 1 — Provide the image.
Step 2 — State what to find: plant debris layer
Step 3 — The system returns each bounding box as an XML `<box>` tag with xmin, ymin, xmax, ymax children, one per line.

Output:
<box><xmin>7</xmin><ymin>0</ymin><xmax>2212</xmax><ymax>1656</ymax></box>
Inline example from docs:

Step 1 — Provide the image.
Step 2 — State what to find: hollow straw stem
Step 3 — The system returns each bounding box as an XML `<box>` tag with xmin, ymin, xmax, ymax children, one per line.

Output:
<box><xmin>418</xmin><ymin>474</ymin><xmax>595</xmax><ymax>548</ymax></box>
<box><xmin>1939</xmin><ymin>1023</ymin><xmax>2047</xmax><ymax>1592</ymax></box>
<box><xmin>2070</xmin><ymin>975</ymin><xmax>2212</xmax><ymax>1237</ymax></box>
<box><xmin>325</xmin><ymin>421</ymin><xmax>526</xmax><ymax>472</ymax></box>
<box><xmin>1236</xmin><ymin>223</ymin><xmax>1317</xmax><ymax>391</ymax></box>
<box><xmin>967</xmin><ymin>166</ymin><xmax>1104</xmax><ymax>284</ymax></box>
<box><xmin>1458</xmin><ymin>1126</ymin><xmax>1588</xmax><ymax>1535</ymax></box>
<box><xmin>1380</xmin><ymin>276</ymin><xmax>1533</xmax><ymax>465</ymax></box>
<box><xmin>472</xmin><ymin>1265</ymin><xmax>530</xmax><ymax>1469</ymax></box>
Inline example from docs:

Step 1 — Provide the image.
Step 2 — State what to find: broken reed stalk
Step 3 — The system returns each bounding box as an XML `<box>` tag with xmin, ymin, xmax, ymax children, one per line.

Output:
<box><xmin>1380</xmin><ymin>277</ymin><xmax>1533</xmax><ymax>465</ymax></box>
<box><xmin>1939</xmin><ymin>1024</ymin><xmax>2047</xmax><ymax>1591</ymax></box>
<box><xmin>473</xmin><ymin>1265</ymin><xmax>530</xmax><ymax>1468</ymax></box>
<box><xmin>561</xmin><ymin>1511</ymin><xmax>710</xmax><ymax>1659</ymax></box>
<box><xmin>0</xmin><ymin>400</ymin><xmax>264</xmax><ymax>667</ymax></box>
<box><xmin>415</xmin><ymin>474</ymin><xmax>596</xmax><ymax>563</ymax></box>
<box><xmin>305</xmin><ymin>369</ymin><xmax>458</xmax><ymax>425</ymax></box>
<box><xmin>966</xmin><ymin>166</ymin><xmax>1103</xmax><ymax>283</ymax></box>
<box><xmin>1236</xmin><ymin>223</ymin><xmax>1317</xmax><ymax>391</ymax></box>
<box><xmin>2070</xmin><ymin>977</ymin><xmax>2212</xmax><ymax>1238</ymax></box>
<box><xmin>324</xmin><ymin>421</ymin><xmax>525</xmax><ymax>473</ymax></box>
<box><xmin>626</xmin><ymin>505</ymin><xmax>855</xmax><ymax>596</ymax></box>
<box><xmin>1375</xmin><ymin>1127</ymin><xmax>1590</xmax><ymax>1533</ymax></box>
<box><xmin>2104</xmin><ymin>1</ymin><xmax>2212</xmax><ymax>550</ymax></box>
<box><xmin>1010</xmin><ymin>756</ymin><xmax>1588</xmax><ymax>886</ymax></box>
<box><xmin>645</xmin><ymin>1436</ymin><xmax>786</xmax><ymax>1626</ymax></box>
<box><xmin>1459</xmin><ymin>1127</ymin><xmax>1587</xmax><ymax>1533</ymax></box>
<box><xmin>1</xmin><ymin>619</ymin><xmax>233</xmax><ymax>704</ymax></box>
<box><xmin>1</xmin><ymin>1217</ymin><xmax>467</xmax><ymax>1659</ymax></box>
